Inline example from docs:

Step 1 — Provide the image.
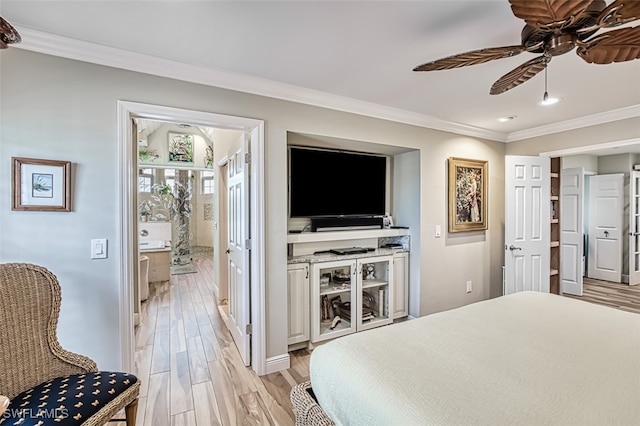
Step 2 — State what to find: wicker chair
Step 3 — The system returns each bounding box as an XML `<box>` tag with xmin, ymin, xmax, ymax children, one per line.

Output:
<box><xmin>0</xmin><ymin>263</ymin><xmax>140</xmax><ymax>425</ymax></box>
<box><xmin>290</xmin><ymin>381</ymin><xmax>335</xmax><ymax>426</ymax></box>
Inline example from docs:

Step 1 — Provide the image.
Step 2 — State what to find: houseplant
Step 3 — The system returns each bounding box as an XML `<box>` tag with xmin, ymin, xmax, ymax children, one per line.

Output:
<box><xmin>139</xmin><ymin>200</ymin><xmax>152</xmax><ymax>222</ymax></box>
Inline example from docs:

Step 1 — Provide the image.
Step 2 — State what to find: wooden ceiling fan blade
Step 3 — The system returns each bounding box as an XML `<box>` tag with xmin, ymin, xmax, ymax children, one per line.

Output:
<box><xmin>0</xmin><ymin>16</ymin><xmax>21</xmax><ymax>47</ymax></box>
<box><xmin>490</xmin><ymin>55</ymin><xmax>550</xmax><ymax>95</ymax></box>
<box><xmin>413</xmin><ymin>45</ymin><xmax>526</xmax><ymax>72</ymax></box>
<box><xmin>509</xmin><ymin>0</ymin><xmax>593</xmax><ymax>29</ymax></box>
<box><xmin>595</xmin><ymin>0</ymin><xmax>640</xmax><ymax>28</ymax></box>
<box><xmin>577</xmin><ymin>25</ymin><xmax>640</xmax><ymax>63</ymax></box>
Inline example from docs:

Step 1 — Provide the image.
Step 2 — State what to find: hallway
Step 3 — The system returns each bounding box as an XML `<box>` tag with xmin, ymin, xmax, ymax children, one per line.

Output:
<box><xmin>564</xmin><ymin>277</ymin><xmax>640</xmax><ymax>314</ymax></box>
<box><xmin>132</xmin><ymin>253</ymin><xmax>308</xmax><ymax>426</ymax></box>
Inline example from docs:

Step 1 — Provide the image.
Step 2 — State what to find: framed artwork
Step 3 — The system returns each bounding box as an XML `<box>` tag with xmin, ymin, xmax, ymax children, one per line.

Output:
<box><xmin>448</xmin><ymin>157</ymin><xmax>487</xmax><ymax>232</ymax></box>
<box><xmin>168</xmin><ymin>133</ymin><xmax>194</xmax><ymax>163</ymax></box>
<box><xmin>12</xmin><ymin>157</ymin><xmax>71</xmax><ymax>211</ymax></box>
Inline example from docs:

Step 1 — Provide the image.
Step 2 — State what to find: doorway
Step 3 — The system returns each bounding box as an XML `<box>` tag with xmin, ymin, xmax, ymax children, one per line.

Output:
<box><xmin>117</xmin><ymin>101</ymin><xmax>266</xmax><ymax>374</ymax></box>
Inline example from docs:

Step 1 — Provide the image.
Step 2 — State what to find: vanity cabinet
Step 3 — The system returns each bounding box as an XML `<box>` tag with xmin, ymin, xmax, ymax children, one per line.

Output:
<box><xmin>146</xmin><ymin>250</ymin><xmax>171</xmax><ymax>282</ymax></box>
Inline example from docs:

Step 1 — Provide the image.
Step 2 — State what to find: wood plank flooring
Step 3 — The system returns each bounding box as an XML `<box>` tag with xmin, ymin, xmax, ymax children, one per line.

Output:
<box><xmin>127</xmin><ymin>253</ymin><xmax>309</xmax><ymax>426</ymax></box>
<box><xmin>563</xmin><ymin>277</ymin><xmax>640</xmax><ymax>314</ymax></box>
<box><xmin>123</xmin><ymin>260</ymin><xmax>638</xmax><ymax>426</ymax></box>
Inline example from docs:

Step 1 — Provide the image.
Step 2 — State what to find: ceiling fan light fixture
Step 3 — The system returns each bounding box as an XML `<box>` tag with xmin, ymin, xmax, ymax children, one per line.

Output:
<box><xmin>538</xmin><ymin>66</ymin><xmax>560</xmax><ymax>106</ymax></box>
<box><xmin>538</xmin><ymin>96</ymin><xmax>561</xmax><ymax>106</ymax></box>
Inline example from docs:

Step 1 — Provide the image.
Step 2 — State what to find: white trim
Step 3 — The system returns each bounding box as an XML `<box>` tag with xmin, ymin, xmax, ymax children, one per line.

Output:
<box><xmin>14</xmin><ymin>26</ymin><xmax>639</xmax><ymax>144</ymax></box>
<box><xmin>117</xmin><ymin>101</ymin><xmax>267</xmax><ymax>375</ymax></box>
<box><xmin>265</xmin><ymin>354</ymin><xmax>291</xmax><ymax>375</ymax></box>
<box><xmin>249</xmin><ymin>124</ymin><xmax>268</xmax><ymax>375</ymax></box>
<box><xmin>117</xmin><ymin>102</ymin><xmax>135</xmax><ymax>373</ymax></box>
<box><xmin>14</xmin><ymin>26</ymin><xmax>506</xmax><ymax>142</ymax></box>
<box><xmin>507</xmin><ymin>105</ymin><xmax>640</xmax><ymax>142</ymax></box>
<box><xmin>540</xmin><ymin>138</ymin><xmax>640</xmax><ymax>157</ymax></box>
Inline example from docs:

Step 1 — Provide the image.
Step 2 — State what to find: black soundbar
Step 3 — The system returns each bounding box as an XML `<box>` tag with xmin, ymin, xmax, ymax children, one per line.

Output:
<box><xmin>311</xmin><ymin>217</ymin><xmax>384</xmax><ymax>232</ymax></box>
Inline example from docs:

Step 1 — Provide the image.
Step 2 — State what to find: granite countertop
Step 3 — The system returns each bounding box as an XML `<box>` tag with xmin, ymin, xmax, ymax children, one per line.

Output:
<box><xmin>288</xmin><ymin>247</ymin><xmax>408</xmax><ymax>264</ymax></box>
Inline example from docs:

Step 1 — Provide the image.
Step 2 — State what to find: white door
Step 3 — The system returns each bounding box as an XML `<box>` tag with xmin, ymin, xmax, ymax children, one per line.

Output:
<box><xmin>629</xmin><ymin>171</ymin><xmax>640</xmax><ymax>285</ymax></box>
<box><xmin>226</xmin><ymin>134</ymin><xmax>251</xmax><ymax>366</ymax></box>
<box><xmin>504</xmin><ymin>156</ymin><xmax>550</xmax><ymax>294</ymax></box>
<box><xmin>588</xmin><ymin>174</ymin><xmax>623</xmax><ymax>282</ymax></box>
<box><xmin>560</xmin><ymin>167</ymin><xmax>584</xmax><ymax>296</ymax></box>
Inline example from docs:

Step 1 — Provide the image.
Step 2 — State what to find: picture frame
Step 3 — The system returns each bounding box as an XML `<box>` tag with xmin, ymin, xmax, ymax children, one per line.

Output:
<box><xmin>168</xmin><ymin>132</ymin><xmax>194</xmax><ymax>163</ymax></box>
<box><xmin>448</xmin><ymin>157</ymin><xmax>487</xmax><ymax>232</ymax></box>
<box><xmin>12</xmin><ymin>157</ymin><xmax>71</xmax><ymax>212</ymax></box>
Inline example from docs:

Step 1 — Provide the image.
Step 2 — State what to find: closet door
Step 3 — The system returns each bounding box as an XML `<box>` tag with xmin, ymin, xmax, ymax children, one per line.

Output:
<box><xmin>504</xmin><ymin>156</ymin><xmax>550</xmax><ymax>294</ymax></box>
<box><xmin>560</xmin><ymin>167</ymin><xmax>584</xmax><ymax>296</ymax></box>
<box><xmin>588</xmin><ymin>174</ymin><xmax>623</xmax><ymax>283</ymax></box>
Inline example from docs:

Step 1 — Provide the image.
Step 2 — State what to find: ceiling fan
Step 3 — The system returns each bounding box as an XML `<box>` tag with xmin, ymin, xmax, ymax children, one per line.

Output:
<box><xmin>413</xmin><ymin>0</ymin><xmax>640</xmax><ymax>95</ymax></box>
<box><xmin>0</xmin><ymin>16</ymin><xmax>21</xmax><ymax>49</ymax></box>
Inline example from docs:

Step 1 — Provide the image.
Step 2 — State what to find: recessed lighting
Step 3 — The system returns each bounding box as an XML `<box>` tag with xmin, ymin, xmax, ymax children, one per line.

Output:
<box><xmin>538</xmin><ymin>97</ymin><xmax>561</xmax><ymax>106</ymax></box>
<box><xmin>498</xmin><ymin>115</ymin><xmax>517</xmax><ymax>122</ymax></box>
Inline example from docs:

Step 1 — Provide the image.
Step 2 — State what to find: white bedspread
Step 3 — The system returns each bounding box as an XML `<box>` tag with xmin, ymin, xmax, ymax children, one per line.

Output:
<box><xmin>310</xmin><ymin>292</ymin><xmax>640</xmax><ymax>425</ymax></box>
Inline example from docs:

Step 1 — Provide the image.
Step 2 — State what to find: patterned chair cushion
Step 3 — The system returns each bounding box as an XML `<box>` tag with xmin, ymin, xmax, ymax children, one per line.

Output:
<box><xmin>0</xmin><ymin>372</ymin><xmax>138</xmax><ymax>425</ymax></box>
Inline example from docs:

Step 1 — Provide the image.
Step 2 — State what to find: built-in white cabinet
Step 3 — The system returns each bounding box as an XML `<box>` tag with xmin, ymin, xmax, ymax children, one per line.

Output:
<box><xmin>392</xmin><ymin>252</ymin><xmax>409</xmax><ymax>318</ymax></box>
<box><xmin>287</xmin><ymin>228</ymin><xmax>410</xmax><ymax>348</ymax></box>
<box><xmin>287</xmin><ymin>263</ymin><xmax>310</xmax><ymax>346</ymax></box>
<box><xmin>310</xmin><ymin>256</ymin><xmax>393</xmax><ymax>343</ymax></box>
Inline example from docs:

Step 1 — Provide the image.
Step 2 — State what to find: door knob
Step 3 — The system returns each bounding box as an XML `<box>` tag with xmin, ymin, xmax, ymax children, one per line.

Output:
<box><xmin>604</xmin><ymin>230</ymin><xmax>609</xmax><ymax>237</ymax></box>
<box><xmin>508</xmin><ymin>245</ymin><xmax>522</xmax><ymax>251</ymax></box>
<box><xmin>225</xmin><ymin>248</ymin><xmax>231</xmax><ymax>254</ymax></box>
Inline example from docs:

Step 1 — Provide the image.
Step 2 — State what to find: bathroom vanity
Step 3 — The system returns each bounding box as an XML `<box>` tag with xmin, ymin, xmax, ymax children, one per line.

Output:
<box><xmin>139</xmin><ymin>222</ymin><xmax>172</xmax><ymax>283</ymax></box>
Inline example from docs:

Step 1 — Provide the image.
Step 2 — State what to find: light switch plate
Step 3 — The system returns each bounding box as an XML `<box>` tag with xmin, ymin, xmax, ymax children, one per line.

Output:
<box><xmin>91</xmin><ymin>238</ymin><xmax>108</xmax><ymax>259</ymax></box>
<box><xmin>435</xmin><ymin>225</ymin><xmax>441</xmax><ymax>238</ymax></box>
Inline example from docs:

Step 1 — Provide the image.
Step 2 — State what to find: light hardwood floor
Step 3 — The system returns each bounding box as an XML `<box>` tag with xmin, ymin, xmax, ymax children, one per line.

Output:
<box><xmin>563</xmin><ymin>276</ymin><xmax>640</xmax><ymax>314</ymax></box>
<box><xmin>124</xmin><ymin>260</ymin><xmax>638</xmax><ymax>426</ymax></box>
<box><xmin>128</xmin><ymin>253</ymin><xmax>310</xmax><ymax>426</ymax></box>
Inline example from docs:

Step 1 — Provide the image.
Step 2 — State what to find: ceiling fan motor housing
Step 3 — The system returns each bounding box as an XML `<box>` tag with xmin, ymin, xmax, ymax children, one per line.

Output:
<box><xmin>520</xmin><ymin>0</ymin><xmax>607</xmax><ymax>54</ymax></box>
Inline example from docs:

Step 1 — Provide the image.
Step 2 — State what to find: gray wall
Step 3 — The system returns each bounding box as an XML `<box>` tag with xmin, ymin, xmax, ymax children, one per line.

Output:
<box><xmin>1</xmin><ymin>49</ymin><xmax>506</xmax><ymax>369</ymax></box>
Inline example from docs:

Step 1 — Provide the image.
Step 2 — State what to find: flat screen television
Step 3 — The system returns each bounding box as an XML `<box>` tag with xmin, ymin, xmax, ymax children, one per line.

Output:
<box><xmin>289</xmin><ymin>147</ymin><xmax>387</xmax><ymax>218</ymax></box>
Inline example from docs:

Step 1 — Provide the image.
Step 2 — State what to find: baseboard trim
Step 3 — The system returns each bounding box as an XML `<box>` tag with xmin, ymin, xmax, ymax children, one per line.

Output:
<box><xmin>622</xmin><ymin>274</ymin><xmax>629</xmax><ymax>284</ymax></box>
<box><xmin>265</xmin><ymin>353</ymin><xmax>290</xmax><ymax>375</ymax></box>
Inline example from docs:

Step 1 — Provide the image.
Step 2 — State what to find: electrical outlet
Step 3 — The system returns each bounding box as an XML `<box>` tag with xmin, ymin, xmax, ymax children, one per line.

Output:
<box><xmin>466</xmin><ymin>280</ymin><xmax>472</xmax><ymax>293</ymax></box>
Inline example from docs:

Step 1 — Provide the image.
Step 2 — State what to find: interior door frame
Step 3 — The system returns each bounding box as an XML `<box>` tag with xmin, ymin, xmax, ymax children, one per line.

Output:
<box><xmin>117</xmin><ymin>101</ymin><xmax>266</xmax><ymax>374</ymax></box>
<box><xmin>629</xmin><ymin>170</ymin><xmax>640</xmax><ymax>285</ymax></box>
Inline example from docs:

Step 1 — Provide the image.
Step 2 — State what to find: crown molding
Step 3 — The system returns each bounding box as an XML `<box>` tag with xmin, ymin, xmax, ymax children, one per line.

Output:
<box><xmin>12</xmin><ymin>26</ymin><xmax>508</xmax><ymax>142</ymax></box>
<box><xmin>12</xmin><ymin>26</ymin><xmax>637</xmax><ymax>144</ymax></box>
<box><xmin>506</xmin><ymin>104</ymin><xmax>640</xmax><ymax>142</ymax></box>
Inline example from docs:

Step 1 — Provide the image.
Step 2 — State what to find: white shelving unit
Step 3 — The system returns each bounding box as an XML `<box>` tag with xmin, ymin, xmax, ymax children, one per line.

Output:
<box><xmin>286</xmin><ymin>228</ymin><xmax>410</xmax><ymax>348</ymax></box>
<box><xmin>309</xmin><ymin>256</ymin><xmax>393</xmax><ymax>343</ymax></box>
<box><xmin>287</xmin><ymin>228</ymin><xmax>409</xmax><ymax>244</ymax></box>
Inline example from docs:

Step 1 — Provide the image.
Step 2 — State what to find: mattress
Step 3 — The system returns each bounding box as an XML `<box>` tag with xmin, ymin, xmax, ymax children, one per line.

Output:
<box><xmin>309</xmin><ymin>292</ymin><xmax>640</xmax><ymax>425</ymax></box>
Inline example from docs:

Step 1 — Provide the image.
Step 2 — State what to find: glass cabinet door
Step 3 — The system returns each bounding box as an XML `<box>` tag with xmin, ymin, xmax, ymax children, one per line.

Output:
<box><xmin>310</xmin><ymin>260</ymin><xmax>357</xmax><ymax>343</ymax></box>
<box><xmin>357</xmin><ymin>256</ymin><xmax>393</xmax><ymax>331</ymax></box>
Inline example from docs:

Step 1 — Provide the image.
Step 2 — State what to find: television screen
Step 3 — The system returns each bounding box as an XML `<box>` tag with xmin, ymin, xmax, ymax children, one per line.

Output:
<box><xmin>289</xmin><ymin>147</ymin><xmax>387</xmax><ymax>218</ymax></box>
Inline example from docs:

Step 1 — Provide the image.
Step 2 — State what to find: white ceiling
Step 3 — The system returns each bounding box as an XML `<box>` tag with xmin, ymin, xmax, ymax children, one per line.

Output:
<box><xmin>2</xmin><ymin>1</ymin><xmax>639</xmax><ymax>144</ymax></box>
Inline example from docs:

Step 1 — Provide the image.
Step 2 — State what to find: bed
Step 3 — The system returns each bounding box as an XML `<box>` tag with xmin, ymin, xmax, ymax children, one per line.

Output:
<box><xmin>291</xmin><ymin>291</ymin><xmax>640</xmax><ymax>425</ymax></box>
